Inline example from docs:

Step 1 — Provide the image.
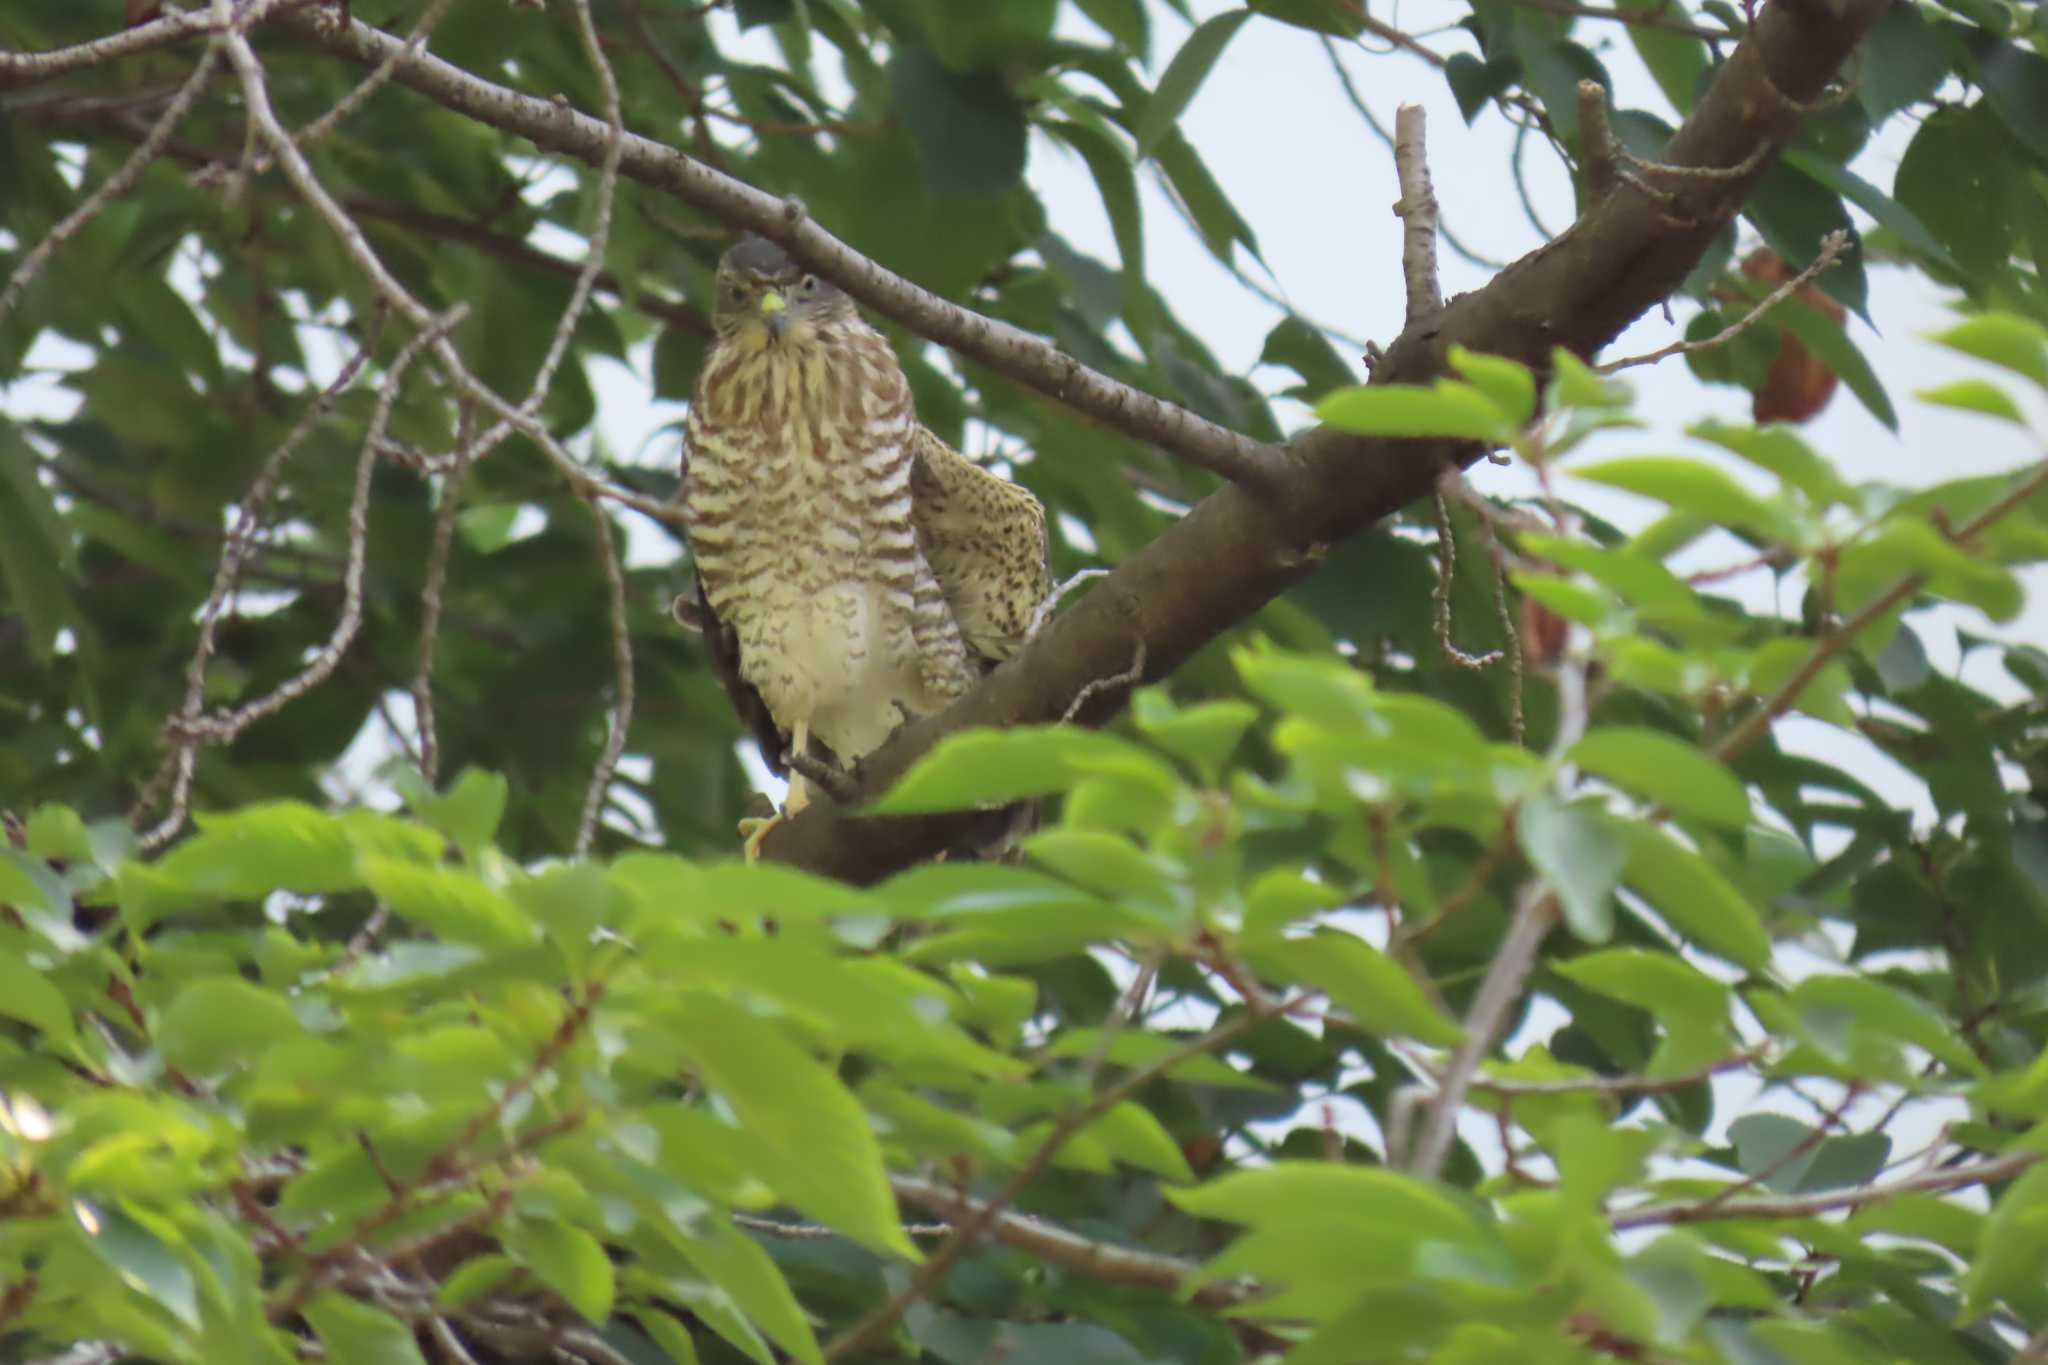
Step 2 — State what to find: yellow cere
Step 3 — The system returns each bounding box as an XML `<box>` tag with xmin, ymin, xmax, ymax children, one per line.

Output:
<box><xmin>758</xmin><ymin>290</ymin><xmax>787</xmax><ymax>315</ymax></box>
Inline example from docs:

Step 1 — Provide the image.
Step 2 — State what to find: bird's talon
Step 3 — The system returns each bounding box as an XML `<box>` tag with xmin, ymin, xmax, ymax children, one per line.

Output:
<box><xmin>738</xmin><ymin>812</ymin><xmax>786</xmax><ymax>862</ymax></box>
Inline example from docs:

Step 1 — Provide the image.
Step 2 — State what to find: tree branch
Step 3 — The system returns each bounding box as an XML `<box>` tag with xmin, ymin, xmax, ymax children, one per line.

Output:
<box><xmin>270</xmin><ymin>0</ymin><xmax>1887</xmax><ymax>880</ymax></box>
<box><xmin>1610</xmin><ymin>1148</ymin><xmax>2039</xmax><ymax>1230</ymax></box>
<box><xmin>280</xmin><ymin>7</ymin><xmax>1291</xmax><ymax>493</ymax></box>
<box><xmin>1392</xmin><ymin>103</ymin><xmax>1444</xmax><ymax>326</ymax></box>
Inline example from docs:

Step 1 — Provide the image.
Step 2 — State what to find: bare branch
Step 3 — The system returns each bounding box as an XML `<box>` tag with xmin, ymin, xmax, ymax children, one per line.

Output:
<box><xmin>1577</xmin><ymin>79</ymin><xmax>1617</xmax><ymax>201</ymax></box>
<box><xmin>1467</xmin><ymin>1047</ymin><xmax>1768</xmax><ymax>1098</ymax></box>
<box><xmin>1061</xmin><ymin>642</ymin><xmax>1146</xmax><ymax>724</ymax></box>
<box><xmin>1712</xmin><ymin>457</ymin><xmax>2048</xmax><ymax>764</ymax></box>
<box><xmin>1598</xmin><ymin>228</ymin><xmax>1849</xmax><ymax>373</ymax></box>
<box><xmin>282</xmin><ymin>7</ymin><xmax>1292</xmax><ymax>492</ymax></box>
<box><xmin>413</xmin><ymin>423</ymin><xmax>472</xmax><ymax>787</ymax></box>
<box><xmin>0</xmin><ymin>45</ymin><xmax>220</xmax><ymax>326</ymax></box>
<box><xmin>575</xmin><ymin>498</ymin><xmax>635</xmax><ymax>857</ymax></box>
<box><xmin>1392</xmin><ymin>103</ymin><xmax>1443</xmax><ymax>325</ymax></box>
<box><xmin>1611</xmin><ymin>1149</ymin><xmax>2040</xmax><ymax>1230</ymax></box>
<box><xmin>889</xmin><ymin>1175</ymin><xmax>1257</xmax><ymax>1308</ymax></box>
<box><xmin>0</xmin><ymin>6</ymin><xmax>232</xmax><ymax>88</ymax></box>
<box><xmin>1432</xmin><ymin>489</ymin><xmax>1505</xmax><ymax>671</ymax></box>
<box><xmin>1507</xmin><ymin>0</ymin><xmax>1732</xmax><ymax>37</ymax></box>
<box><xmin>1407</xmin><ymin>884</ymin><xmax>1559</xmax><ymax>1176</ymax></box>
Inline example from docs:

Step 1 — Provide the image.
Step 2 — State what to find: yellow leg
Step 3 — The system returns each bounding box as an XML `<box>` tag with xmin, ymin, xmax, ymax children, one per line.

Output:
<box><xmin>739</xmin><ymin>722</ymin><xmax>810</xmax><ymax>861</ymax></box>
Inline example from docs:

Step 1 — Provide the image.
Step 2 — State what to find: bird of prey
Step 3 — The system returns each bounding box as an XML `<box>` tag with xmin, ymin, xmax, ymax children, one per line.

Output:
<box><xmin>679</xmin><ymin>235</ymin><xmax>1050</xmax><ymax>858</ymax></box>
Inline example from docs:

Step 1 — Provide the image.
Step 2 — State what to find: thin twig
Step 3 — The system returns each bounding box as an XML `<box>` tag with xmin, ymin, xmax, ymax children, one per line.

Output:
<box><xmin>574</xmin><ymin>498</ymin><xmax>634</xmax><ymax>857</ymax></box>
<box><xmin>1504</xmin><ymin>0</ymin><xmax>1731</xmax><ymax>36</ymax></box>
<box><xmin>1611</xmin><ymin>1148</ymin><xmax>2039</xmax><ymax>1230</ymax></box>
<box><xmin>1061</xmin><ymin>642</ymin><xmax>1147</xmax><ymax>724</ymax></box>
<box><xmin>1029</xmin><ymin>567</ymin><xmax>1109</xmax><ymax>639</ymax></box>
<box><xmin>0</xmin><ymin>45</ymin><xmax>221</xmax><ymax>326</ymax></box>
<box><xmin>1409</xmin><ymin>884</ymin><xmax>1559</xmax><ymax>1178</ymax></box>
<box><xmin>1468</xmin><ymin>1046</ymin><xmax>1768</xmax><ymax>1097</ymax></box>
<box><xmin>413</xmin><ymin>409</ymin><xmax>473</xmax><ymax>786</ymax></box>
<box><xmin>889</xmin><ymin>1175</ymin><xmax>1257</xmax><ymax>1308</ymax></box>
<box><xmin>1598</xmin><ymin>229</ymin><xmax>1848</xmax><ymax>373</ymax></box>
<box><xmin>284</xmin><ymin>7</ymin><xmax>1293</xmax><ymax>492</ymax></box>
<box><xmin>1321</xmin><ymin>37</ymin><xmax>1506</xmax><ymax>272</ymax></box>
<box><xmin>1392</xmin><ymin>104</ymin><xmax>1444</xmax><ymax>325</ymax></box>
<box><xmin>1577</xmin><ymin>79</ymin><xmax>1617</xmax><ymax>200</ymax></box>
<box><xmin>1712</xmin><ymin>456</ymin><xmax>2048</xmax><ymax>764</ymax></box>
<box><xmin>1433</xmin><ymin>489</ymin><xmax>1506</xmax><ymax>670</ymax></box>
<box><xmin>823</xmin><ymin>996</ymin><xmax>1298</xmax><ymax>1360</ymax></box>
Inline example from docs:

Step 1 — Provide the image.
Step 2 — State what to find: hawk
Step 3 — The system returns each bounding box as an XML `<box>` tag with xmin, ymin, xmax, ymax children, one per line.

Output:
<box><xmin>680</xmin><ymin>236</ymin><xmax>1050</xmax><ymax>858</ymax></box>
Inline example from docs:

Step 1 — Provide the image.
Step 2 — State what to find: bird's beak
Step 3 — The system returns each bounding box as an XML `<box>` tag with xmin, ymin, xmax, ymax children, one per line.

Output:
<box><xmin>759</xmin><ymin>290</ymin><xmax>787</xmax><ymax>342</ymax></box>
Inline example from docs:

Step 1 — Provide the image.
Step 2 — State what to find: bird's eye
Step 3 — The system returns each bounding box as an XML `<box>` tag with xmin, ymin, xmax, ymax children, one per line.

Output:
<box><xmin>797</xmin><ymin>274</ymin><xmax>820</xmax><ymax>296</ymax></box>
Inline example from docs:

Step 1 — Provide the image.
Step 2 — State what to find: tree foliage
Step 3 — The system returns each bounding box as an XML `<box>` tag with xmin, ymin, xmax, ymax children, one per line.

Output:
<box><xmin>3</xmin><ymin>0</ymin><xmax>2048</xmax><ymax>1362</ymax></box>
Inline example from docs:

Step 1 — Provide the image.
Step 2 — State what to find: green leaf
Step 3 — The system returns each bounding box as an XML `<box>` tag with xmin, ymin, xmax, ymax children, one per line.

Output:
<box><xmin>1838</xmin><ymin>519</ymin><xmax>2021</xmax><ymax>622</ymax></box>
<box><xmin>159</xmin><ymin>977</ymin><xmax>303</xmax><ymax>1074</ymax></box>
<box><xmin>1932</xmin><ymin>313</ymin><xmax>2048</xmax><ymax>392</ymax></box>
<box><xmin>404</xmin><ymin>767</ymin><xmax>509</xmax><ymax>860</ymax></box>
<box><xmin>154</xmin><ymin>801</ymin><xmax>371</xmax><ymax>899</ymax></box>
<box><xmin>1518</xmin><ymin>796</ymin><xmax>1627</xmax><ymax>942</ymax></box>
<box><xmin>1971</xmin><ymin>37</ymin><xmax>2048</xmax><ymax>165</ymax></box>
<box><xmin>305</xmin><ymin>1292</ymin><xmax>430</xmax><ymax>1365</ymax></box>
<box><xmin>0</xmin><ymin>947</ymin><xmax>77</xmax><ymax>1048</ymax></box>
<box><xmin>1246</xmin><ymin>0</ymin><xmax>1366</xmax><ymax>36</ymax></box>
<box><xmin>359</xmin><ymin>856</ymin><xmax>537</xmax><ymax>950</ymax></box>
<box><xmin>639</xmin><ymin>1308</ymin><xmax>704</xmax><ymax>1365</ymax></box>
<box><xmin>1169</xmin><ymin>1163</ymin><xmax>1479</xmax><ymax>1242</ymax></box>
<box><xmin>1917</xmin><ymin>378</ymin><xmax>2026</xmax><ymax>425</ymax></box>
<box><xmin>1076</xmin><ymin>0</ymin><xmax>1150</xmax><ymax>57</ymax></box>
<box><xmin>1570</xmin><ymin>456</ymin><xmax>1783</xmax><ymax>539</ymax></box>
<box><xmin>1083</xmin><ymin>1101</ymin><xmax>1196</xmax><ymax>1182</ymax></box>
<box><xmin>871</xmin><ymin>725</ymin><xmax>1172</xmax><ymax>813</ymax></box>
<box><xmin>1569</xmin><ymin>727</ymin><xmax>1750</xmax><ymax>828</ymax></box>
<box><xmin>1131</xmin><ymin>690</ymin><xmax>1256</xmax><ymax>784</ymax></box>
<box><xmin>1023</xmin><ymin>829</ymin><xmax>1181</xmax><ymax>917</ymax></box>
<box><xmin>1782</xmin><ymin>149</ymin><xmax>1956</xmax><ymax>270</ymax></box>
<box><xmin>1155</xmin><ymin>129</ymin><xmax>1260</xmax><ymax>264</ymax></box>
<box><xmin>1687</xmin><ymin>420</ymin><xmax>1849</xmax><ymax>507</ymax></box>
<box><xmin>1048</xmin><ymin>120</ymin><xmax>1145</xmax><ymax>310</ymax></box>
<box><xmin>76</xmin><ymin>1200</ymin><xmax>200</xmax><ymax>1330</ymax></box>
<box><xmin>1447</xmin><ymin>348</ymin><xmax>1536</xmax><ymax>426</ymax></box>
<box><xmin>0</xmin><ymin>428</ymin><xmax>79</xmax><ymax>664</ymax></box>
<box><xmin>1136</xmin><ymin>12</ymin><xmax>1253</xmax><ymax>156</ymax></box>
<box><xmin>1618</xmin><ymin>824</ymin><xmax>1773</xmax><ymax>971</ymax></box>
<box><xmin>504</xmin><ymin>1217</ymin><xmax>615</xmax><ymax>1324</ymax></box>
<box><xmin>1856</xmin><ymin>1</ymin><xmax>1948</xmax><ymax>120</ymax></box>
<box><xmin>670</xmin><ymin>992</ymin><xmax>914</xmax><ymax>1260</ymax></box>
<box><xmin>1621</xmin><ymin>0</ymin><xmax>1711</xmax><ymax>114</ymax></box>
<box><xmin>1315</xmin><ymin>382</ymin><xmax>1510</xmax><ymax>441</ymax></box>
<box><xmin>1896</xmin><ymin>106</ymin><xmax>2021</xmax><ymax>279</ymax></box>
<box><xmin>1961</xmin><ymin>1161</ymin><xmax>2048</xmax><ymax>1319</ymax></box>
<box><xmin>1555</xmin><ymin>947</ymin><xmax>1730</xmax><ymax>1030</ymax></box>
<box><xmin>674</xmin><ymin>1221</ymin><xmax>825</xmax><ymax>1365</ymax></box>
<box><xmin>1771</xmin><ymin>293</ymin><xmax>1897</xmax><ymax>431</ymax></box>
<box><xmin>1245</xmin><ymin>929</ymin><xmax>1463</xmax><ymax>1045</ymax></box>
<box><xmin>1743</xmin><ymin>163</ymin><xmax>1865</xmax><ymax>317</ymax></box>
<box><xmin>887</xmin><ymin>46</ymin><xmax>1027</xmax><ymax>196</ymax></box>
<box><xmin>1258</xmin><ymin>315</ymin><xmax>1353</xmax><ymax>402</ymax></box>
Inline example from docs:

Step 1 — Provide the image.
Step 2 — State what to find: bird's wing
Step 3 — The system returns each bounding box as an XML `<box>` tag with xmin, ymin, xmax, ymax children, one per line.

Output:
<box><xmin>908</xmin><ymin>427</ymin><xmax>1051</xmax><ymax>667</ymax></box>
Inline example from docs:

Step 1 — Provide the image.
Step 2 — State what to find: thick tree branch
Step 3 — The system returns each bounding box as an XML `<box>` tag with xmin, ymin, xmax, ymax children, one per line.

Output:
<box><xmin>273</xmin><ymin>0</ymin><xmax>1885</xmax><ymax>879</ymax></box>
<box><xmin>280</xmin><ymin>7</ymin><xmax>1290</xmax><ymax>492</ymax></box>
<box><xmin>757</xmin><ymin>0</ymin><xmax>1888</xmax><ymax>881</ymax></box>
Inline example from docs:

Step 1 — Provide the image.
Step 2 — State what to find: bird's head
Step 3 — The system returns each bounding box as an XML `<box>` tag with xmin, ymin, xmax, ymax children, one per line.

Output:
<box><xmin>711</xmin><ymin>236</ymin><xmax>853</xmax><ymax>354</ymax></box>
